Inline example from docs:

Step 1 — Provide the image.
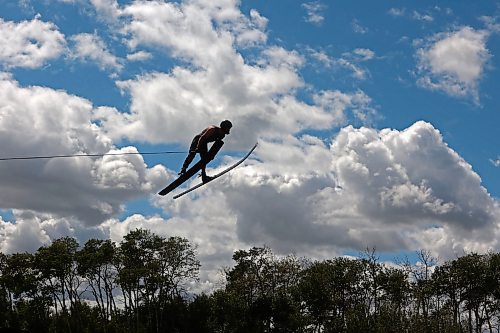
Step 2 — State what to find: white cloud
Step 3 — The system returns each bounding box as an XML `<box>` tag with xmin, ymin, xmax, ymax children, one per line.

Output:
<box><xmin>338</xmin><ymin>59</ymin><xmax>367</xmax><ymax>79</ymax></box>
<box><xmin>250</xmin><ymin>9</ymin><xmax>268</xmax><ymax>30</ymax></box>
<box><xmin>388</xmin><ymin>8</ymin><xmax>405</xmax><ymax>17</ymax></box>
<box><xmin>415</xmin><ymin>27</ymin><xmax>490</xmax><ymax>103</ymax></box>
<box><xmin>126</xmin><ymin>50</ymin><xmax>153</xmax><ymax>62</ymax></box>
<box><xmin>0</xmin><ymin>17</ymin><xmax>66</xmax><ymax>69</ymax></box>
<box><xmin>121</xmin><ymin>0</ymin><xmax>264</xmax><ymax>68</ymax></box>
<box><xmin>261</xmin><ymin>46</ymin><xmax>304</xmax><ymax>68</ymax></box>
<box><xmin>490</xmin><ymin>157</ymin><xmax>500</xmax><ymax>167</ymax></box>
<box><xmin>0</xmin><ymin>217</ymin><xmax>50</xmax><ymax>254</ymax></box>
<box><xmin>231</xmin><ymin>9</ymin><xmax>268</xmax><ymax>47</ymax></box>
<box><xmin>1</xmin><ymin>0</ymin><xmax>498</xmax><ymax>293</ymax></box>
<box><xmin>70</xmin><ymin>33</ymin><xmax>123</xmax><ymax>72</ymax></box>
<box><xmin>352</xmin><ymin>19</ymin><xmax>368</xmax><ymax>34</ymax></box>
<box><xmin>18</xmin><ymin>0</ymin><xmax>35</xmax><ymax>15</ymax></box>
<box><xmin>308</xmin><ymin>48</ymin><xmax>334</xmax><ymax>68</ymax></box>
<box><xmin>93</xmin><ymin>1</ymin><xmax>370</xmax><ymax>148</ymax></box>
<box><xmin>413</xmin><ymin>10</ymin><xmax>434</xmax><ymax>22</ymax></box>
<box><xmin>95</xmin><ymin>64</ymin><xmax>374</xmax><ymax>148</ymax></box>
<box><xmin>308</xmin><ymin>47</ymin><xmax>374</xmax><ymax>80</ymax></box>
<box><xmin>90</xmin><ymin>0</ymin><xmax>121</xmax><ymax>22</ymax></box>
<box><xmin>0</xmin><ymin>76</ymin><xmax>168</xmax><ymax>225</ymax></box>
<box><xmin>136</xmin><ymin>121</ymin><xmax>500</xmax><ymax>289</ymax></box>
<box><xmin>0</xmin><ymin>210</ymin><xmax>110</xmax><ymax>254</ymax></box>
<box><xmin>352</xmin><ymin>48</ymin><xmax>375</xmax><ymax>61</ymax></box>
<box><xmin>480</xmin><ymin>16</ymin><xmax>500</xmax><ymax>34</ymax></box>
<box><xmin>313</xmin><ymin>90</ymin><xmax>377</xmax><ymax>125</ymax></box>
<box><xmin>267</xmin><ymin>122</ymin><xmax>496</xmax><ymax>250</ymax></box>
<box><xmin>302</xmin><ymin>1</ymin><xmax>327</xmax><ymax>26</ymax></box>
<box><xmin>2</xmin><ymin>112</ymin><xmax>499</xmax><ymax>290</ymax></box>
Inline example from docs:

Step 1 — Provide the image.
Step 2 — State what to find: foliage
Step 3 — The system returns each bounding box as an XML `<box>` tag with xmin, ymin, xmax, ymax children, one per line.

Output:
<box><xmin>1</xmin><ymin>231</ymin><xmax>500</xmax><ymax>332</ymax></box>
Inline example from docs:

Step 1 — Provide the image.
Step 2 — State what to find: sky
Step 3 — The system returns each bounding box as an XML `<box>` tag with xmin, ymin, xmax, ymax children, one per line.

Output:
<box><xmin>0</xmin><ymin>0</ymin><xmax>499</xmax><ymax>292</ymax></box>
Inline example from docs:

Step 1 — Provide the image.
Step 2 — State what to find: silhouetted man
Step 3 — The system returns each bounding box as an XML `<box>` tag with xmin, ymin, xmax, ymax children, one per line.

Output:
<box><xmin>179</xmin><ymin>120</ymin><xmax>232</xmax><ymax>182</ymax></box>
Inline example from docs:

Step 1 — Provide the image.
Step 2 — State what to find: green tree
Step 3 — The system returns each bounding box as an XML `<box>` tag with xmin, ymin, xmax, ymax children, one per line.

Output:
<box><xmin>377</xmin><ymin>266</ymin><xmax>411</xmax><ymax>332</ymax></box>
<box><xmin>223</xmin><ymin>247</ymin><xmax>303</xmax><ymax>332</ymax></box>
<box><xmin>34</xmin><ymin>237</ymin><xmax>82</xmax><ymax>331</ymax></box>
<box><xmin>299</xmin><ymin>257</ymin><xmax>366</xmax><ymax>332</ymax></box>
<box><xmin>117</xmin><ymin>228</ymin><xmax>200</xmax><ymax>332</ymax></box>
<box><xmin>0</xmin><ymin>252</ymin><xmax>8</xmax><ymax>324</ymax></box>
<box><xmin>77</xmin><ymin>238</ymin><xmax>119</xmax><ymax>324</ymax></box>
<box><xmin>452</xmin><ymin>253</ymin><xmax>492</xmax><ymax>333</ymax></box>
<box><xmin>1</xmin><ymin>252</ymin><xmax>52</xmax><ymax>332</ymax></box>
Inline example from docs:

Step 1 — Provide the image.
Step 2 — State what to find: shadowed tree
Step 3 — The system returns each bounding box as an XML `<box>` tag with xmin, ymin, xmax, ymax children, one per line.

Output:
<box><xmin>2</xmin><ymin>252</ymin><xmax>51</xmax><ymax>332</ymax></box>
<box><xmin>34</xmin><ymin>237</ymin><xmax>86</xmax><ymax>333</ymax></box>
<box><xmin>221</xmin><ymin>247</ymin><xmax>304</xmax><ymax>332</ymax></box>
<box><xmin>400</xmin><ymin>250</ymin><xmax>437</xmax><ymax>332</ymax></box>
<box><xmin>117</xmin><ymin>228</ymin><xmax>200</xmax><ymax>332</ymax></box>
<box><xmin>452</xmin><ymin>253</ymin><xmax>493</xmax><ymax>333</ymax></box>
<box><xmin>377</xmin><ymin>266</ymin><xmax>411</xmax><ymax>332</ymax></box>
<box><xmin>0</xmin><ymin>252</ymin><xmax>11</xmax><ymax>323</ymax></box>
<box><xmin>77</xmin><ymin>239</ymin><xmax>119</xmax><ymax>324</ymax></box>
<box><xmin>34</xmin><ymin>237</ymin><xmax>82</xmax><ymax>318</ymax></box>
<box><xmin>299</xmin><ymin>257</ymin><xmax>366</xmax><ymax>332</ymax></box>
<box><xmin>4</xmin><ymin>234</ymin><xmax>500</xmax><ymax>332</ymax></box>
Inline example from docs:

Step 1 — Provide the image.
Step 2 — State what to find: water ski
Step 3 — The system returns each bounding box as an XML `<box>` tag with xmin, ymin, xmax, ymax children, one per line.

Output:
<box><xmin>173</xmin><ymin>142</ymin><xmax>258</xmax><ymax>199</ymax></box>
<box><xmin>158</xmin><ymin>140</ymin><xmax>224</xmax><ymax>196</ymax></box>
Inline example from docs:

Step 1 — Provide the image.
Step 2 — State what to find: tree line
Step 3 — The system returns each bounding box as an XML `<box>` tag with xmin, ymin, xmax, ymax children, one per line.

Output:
<box><xmin>1</xmin><ymin>229</ymin><xmax>500</xmax><ymax>333</ymax></box>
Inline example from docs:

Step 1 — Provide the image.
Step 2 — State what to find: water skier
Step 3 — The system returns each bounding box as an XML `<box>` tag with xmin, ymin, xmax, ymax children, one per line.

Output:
<box><xmin>179</xmin><ymin>120</ymin><xmax>232</xmax><ymax>183</ymax></box>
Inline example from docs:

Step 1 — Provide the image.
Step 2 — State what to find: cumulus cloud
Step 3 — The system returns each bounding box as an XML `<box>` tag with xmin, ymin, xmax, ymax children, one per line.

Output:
<box><xmin>121</xmin><ymin>0</ymin><xmax>264</xmax><ymax>68</ymax></box>
<box><xmin>101</xmin><ymin>198</ymin><xmax>241</xmax><ymax>293</ymax></box>
<box><xmin>0</xmin><ymin>17</ymin><xmax>66</xmax><ymax>69</ymax></box>
<box><xmin>95</xmin><ymin>65</ymin><xmax>373</xmax><ymax>148</ymax></box>
<box><xmin>90</xmin><ymin>0</ymin><xmax>121</xmax><ymax>22</ymax></box>
<box><xmin>91</xmin><ymin>121</ymin><xmax>499</xmax><ymax>292</ymax></box>
<box><xmin>223</xmin><ymin>121</ymin><xmax>500</xmax><ymax>255</ymax></box>
<box><xmin>1</xmin><ymin>0</ymin><xmax>498</xmax><ymax>293</ymax></box>
<box><xmin>91</xmin><ymin>1</ymin><xmax>372</xmax><ymax>148</ymax></box>
<box><xmin>70</xmin><ymin>33</ymin><xmax>123</xmax><ymax>72</ymax></box>
<box><xmin>415</xmin><ymin>27</ymin><xmax>491</xmax><ymax>103</ymax></box>
<box><xmin>0</xmin><ymin>216</ymin><xmax>50</xmax><ymax>254</ymax></box>
<box><xmin>0</xmin><ymin>76</ymin><xmax>168</xmax><ymax>225</ymax></box>
<box><xmin>0</xmin><ymin>210</ymin><xmax>111</xmax><ymax>254</ymax></box>
<box><xmin>6</xmin><ymin>121</ymin><xmax>467</xmax><ymax>292</ymax></box>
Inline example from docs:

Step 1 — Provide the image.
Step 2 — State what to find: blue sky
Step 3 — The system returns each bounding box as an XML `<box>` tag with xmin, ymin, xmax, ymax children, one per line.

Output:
<box><xmin>0</xmin><ymin>0</ymin><xmax>499</xmax><ymax>291</ymax></box>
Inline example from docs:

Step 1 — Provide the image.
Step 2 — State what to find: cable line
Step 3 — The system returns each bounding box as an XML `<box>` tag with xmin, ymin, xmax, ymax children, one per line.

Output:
<box><xmin>0</xmin><ymin>151</ymin><xmax>186</xmax><ymax>161</ymax></box>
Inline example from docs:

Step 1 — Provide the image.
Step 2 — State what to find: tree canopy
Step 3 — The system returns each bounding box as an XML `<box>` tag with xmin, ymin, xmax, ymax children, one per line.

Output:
<box><xmin>1</xmin><ymin>230</ymin><xmax>500</xmax><ymax>333</ymax></box>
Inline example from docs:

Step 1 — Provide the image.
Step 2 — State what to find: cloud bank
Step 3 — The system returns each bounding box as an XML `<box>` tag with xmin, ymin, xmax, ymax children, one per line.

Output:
<box><xmin>0</xmin><ymin>0</ymin><xmax>499</xmax><ymax>293</ymax></box>
<box><xmin>0</xmin><ymin>76</ymin><xmax>168</xmax><ymax>226</ymax></box>
<box><xmin>95</xmin><ymin>121</ymin><xmax>500</xmax><ymax>290</ymax></box>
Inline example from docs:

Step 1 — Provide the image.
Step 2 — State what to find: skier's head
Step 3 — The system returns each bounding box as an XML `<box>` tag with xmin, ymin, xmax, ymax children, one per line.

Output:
<box><xmin>220</xmin><ymin>120</ymin><xmax>232</xmax><ymax>134</ymax></box>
